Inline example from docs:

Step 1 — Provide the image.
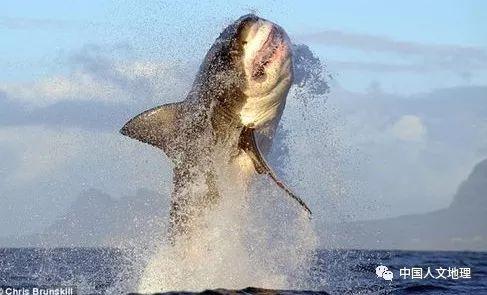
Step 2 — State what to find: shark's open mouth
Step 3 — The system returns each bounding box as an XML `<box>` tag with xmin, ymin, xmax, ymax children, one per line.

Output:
<box><xmin>251</xmin><ymin>26</ymin><xmax>287</xmax><ymax>81</ymax></box>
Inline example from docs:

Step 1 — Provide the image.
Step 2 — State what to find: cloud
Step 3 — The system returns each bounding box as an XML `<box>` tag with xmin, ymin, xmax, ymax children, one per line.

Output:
<box><xmin>0</xmin><ymin>45</ymin><xmax>193</xmax><ymax>232</ymax></box>
<box><xmin>2</xmin><ymin>73</ymin><xmax>128</xmax><ymax>106</ymax></box>
<box><xmin>0</xmin><ymin>45</ymin><xmax>194</xmax><ymax>108</ymax></box>
<box><xmin>0</xmin><ymin>60</ymin><xmax>189</xmax><ymax>108</ymax></box>
<box><xmin>0</xmin><ymin>125</ymin><xmax>171</xmax><ymax>236</ymax></box>
<box><xmin>390</xmin><ymin>115</ymin><xmax>427</xmax><ymax>142</ymax></box>
<box><xmin>0</xmin><ymin>87</ymin><xmax>134</xmax><ymax>131</ymax></box>
<box><xmin>0</xmin><ymin>45</ymin><xmax>197</xmax><ymax>132</ymax></box>
<box><xmin>0</xmin><ymin>126</ymin><xmax>82</xmax><ymax>183</ymax></box>
<box><xmin>0</xmin><ymin>97</ymin><xmax>129</xmax><ymax>132</ymax></box>
<box><xmin>328</xmin><ymin>60</ymin><xmax>429</xmax><ymax>73</ymax></box>
<box><xmin>298</xmin><ymin>29</ymin><xmax>487</xmax><ymax>59</ymax></box>
<box><xmin>297</xmin><ymin>30</ymin><xmax>487</xmax><ymax>73</ymax></box>
<box><xmin>325</xmin><ymin>86</ymin><xmax>487</xmax><ymax>219</ymax></box>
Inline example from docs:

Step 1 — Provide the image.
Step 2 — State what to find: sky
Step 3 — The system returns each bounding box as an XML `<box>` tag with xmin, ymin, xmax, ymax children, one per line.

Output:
<box><xmin>2</xmin><ymin>1</ymin><xmax>487</xmax><ymax>91</ymax></box>
<box><xmin>0</xmin><ymin>1</ymin><xmax>486</xmax><ymax>237</ymax></box>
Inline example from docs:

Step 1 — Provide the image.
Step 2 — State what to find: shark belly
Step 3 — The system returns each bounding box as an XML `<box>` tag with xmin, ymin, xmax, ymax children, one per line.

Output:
<box><xmin>239</xmin><ymin>92</ymin><xmax>285</xmax><ymax>128</ymax></box>
<box><xmin>239</xmin><ymin>70</ymin><xmax>291</xmax><ymax>128</ymax></box>
<box><xmin>235</xmin><ymin>93</ymin><xmax>285</xmax><ymax>181</ymax></box>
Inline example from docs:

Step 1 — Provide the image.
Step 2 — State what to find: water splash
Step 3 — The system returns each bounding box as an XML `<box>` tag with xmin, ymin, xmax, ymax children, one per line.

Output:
<box><xmin>136</xmin><ymin>160</ymin><xmax>317</xmax><ymax>292</ymax></box>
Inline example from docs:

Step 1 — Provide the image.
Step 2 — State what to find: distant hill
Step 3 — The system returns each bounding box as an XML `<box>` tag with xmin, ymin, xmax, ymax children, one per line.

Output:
<box><xmin>324</xmin><ymin>159</ymin><xmax>487</xmax><ymax>251</ymax></box>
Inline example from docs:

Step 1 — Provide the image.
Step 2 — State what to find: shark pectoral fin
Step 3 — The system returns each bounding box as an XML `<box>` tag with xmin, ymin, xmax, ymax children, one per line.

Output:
<box><xmin>239</xmin><ymin>126</ymin><xmax>312</xmax><ymax>217</ymax></box>
<box><xmin>120</xmin><ymin>101</ymin><xmax>187</xmax><ymax>159</ymax></box>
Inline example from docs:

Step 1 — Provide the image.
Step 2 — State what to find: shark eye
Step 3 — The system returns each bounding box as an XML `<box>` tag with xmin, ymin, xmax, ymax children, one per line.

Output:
<box><xmin>242</xmin><ymin>41</ymin><xmax>248</xmax><ymax>45</ymax></box>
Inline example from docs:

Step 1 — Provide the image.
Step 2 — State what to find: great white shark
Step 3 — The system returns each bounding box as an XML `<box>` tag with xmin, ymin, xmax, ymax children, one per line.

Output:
<box><xmin>121</xmin><ymin>14</ymin><xmax>311</xmax><ymax>238</ymax></box>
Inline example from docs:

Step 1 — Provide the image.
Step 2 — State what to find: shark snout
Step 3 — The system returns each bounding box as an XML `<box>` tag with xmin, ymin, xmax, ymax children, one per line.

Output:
<box><xmin>242</xmin><ymin>18</ymin><xmax>291</xmax><ymax>82</ymax></box>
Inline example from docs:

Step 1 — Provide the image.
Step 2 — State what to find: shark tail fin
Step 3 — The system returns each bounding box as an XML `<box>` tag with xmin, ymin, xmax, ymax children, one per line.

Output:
<box><xmin>120</xmin><ymin>101</ymin><xmax>189</xmax><ymax>159</ymax></box>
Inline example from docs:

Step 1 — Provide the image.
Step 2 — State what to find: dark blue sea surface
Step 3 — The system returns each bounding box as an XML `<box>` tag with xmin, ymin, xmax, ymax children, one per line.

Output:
<box><xmin>0</xmin><ymin>248</ymin><xmax>486</xmax><ymax>294</ymax></box>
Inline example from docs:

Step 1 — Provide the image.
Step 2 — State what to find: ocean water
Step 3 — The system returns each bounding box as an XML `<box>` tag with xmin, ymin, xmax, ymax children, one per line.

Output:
<box><xmin>0</xmin><ymin>248</ymin><xmax>486</xmax><ymax>294</ymax></box>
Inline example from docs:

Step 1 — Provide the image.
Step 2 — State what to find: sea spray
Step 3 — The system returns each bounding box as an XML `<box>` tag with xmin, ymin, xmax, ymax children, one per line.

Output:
<box><xmin>136</xmin><ymin>147</ymin><xmax>318</xmax><ymax>292</ymax></box>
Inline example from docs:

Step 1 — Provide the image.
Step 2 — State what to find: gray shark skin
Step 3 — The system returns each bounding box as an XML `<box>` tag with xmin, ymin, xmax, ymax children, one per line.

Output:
<box><xmin>120</xmin><ymin>14</ymin><xmax>311</xmax><ymax>238</ymax></box>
